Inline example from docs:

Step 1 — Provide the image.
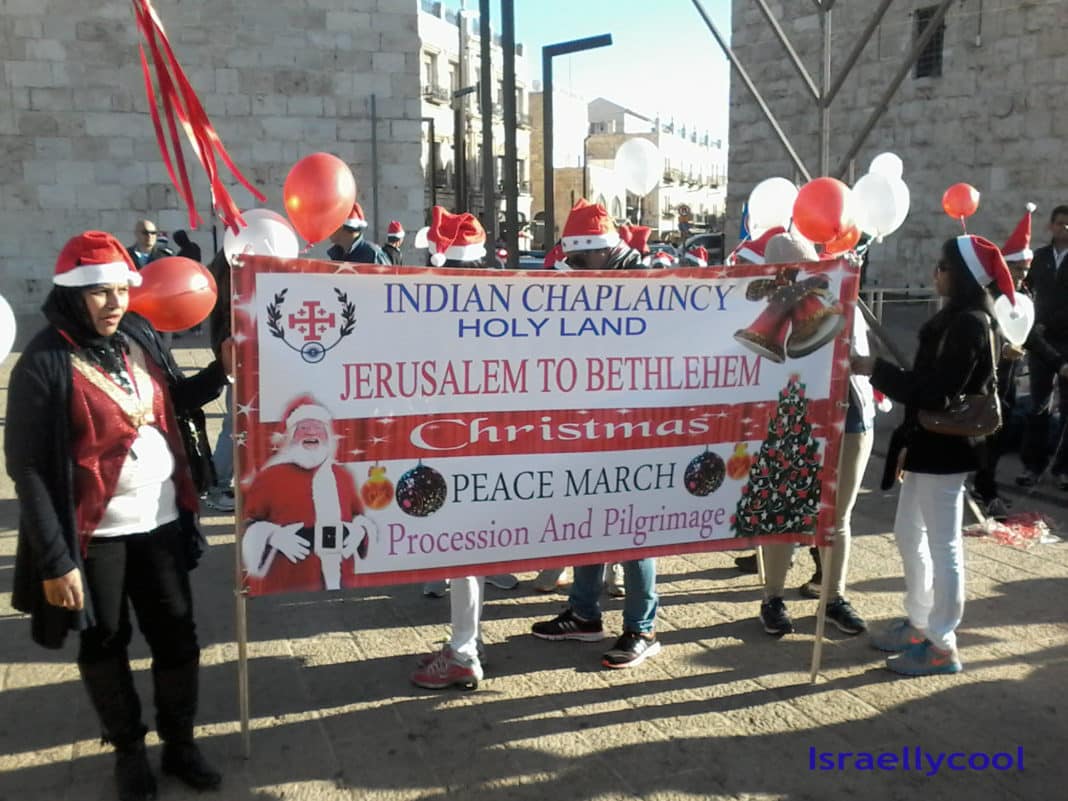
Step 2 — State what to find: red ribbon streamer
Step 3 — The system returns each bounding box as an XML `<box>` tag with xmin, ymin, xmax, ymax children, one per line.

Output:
<box><xmin>133</xmin><ymin>0</ymin><xmax>265</xmax><ymax>233</ymax></box>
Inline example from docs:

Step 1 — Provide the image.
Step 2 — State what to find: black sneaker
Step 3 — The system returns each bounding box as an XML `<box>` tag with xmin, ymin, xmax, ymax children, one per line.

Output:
<box><xmin>601</xmin><ymin>631</ymin><xmax>661</xmax><ymax>668</ymax></box>
<box><xmin>531</xmin><ymin>608</ymin><xmax>606</xmax><ymax>641</ymax></box>
<box><xmin>734</xmin><ymin>554</ymin><xmax>758</xmax><ymax>574</ymax></box>
<box><xmin>825</xmin><ymin>597</ymin><xmax>867</xmax><ymax>635</ymax></box>
<box><xmin>759</xmin><ymin>597</ymin><xmax>794</xmax><ymax>635</ymax></box>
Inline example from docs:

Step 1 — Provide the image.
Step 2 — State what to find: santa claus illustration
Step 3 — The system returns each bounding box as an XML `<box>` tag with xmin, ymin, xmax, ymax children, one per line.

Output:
<box><xmin>241</xmin><ymin>395</ymin><xmax>375</xmax><ymax>594</ymax></box>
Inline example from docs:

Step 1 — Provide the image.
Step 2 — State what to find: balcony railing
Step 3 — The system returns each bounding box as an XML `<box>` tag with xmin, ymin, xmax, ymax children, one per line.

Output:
<box><xmin>424</xmin><ymin>84</ymin><xmax>450</xmax><ymax>104</ymax></box>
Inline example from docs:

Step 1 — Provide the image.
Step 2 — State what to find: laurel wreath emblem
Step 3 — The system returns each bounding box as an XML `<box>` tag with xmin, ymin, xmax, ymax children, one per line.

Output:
<box><xmin>266</xmin><ymin>288</ymin><xmax>356</xmax><ymax>363</ymax></box>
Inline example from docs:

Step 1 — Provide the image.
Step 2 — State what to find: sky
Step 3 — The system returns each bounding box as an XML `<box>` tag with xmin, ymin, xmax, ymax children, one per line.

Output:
<box><xmin>465</xmin><ymin>0</ymin><xmax>733</xmax><ymax>146</ymax></box>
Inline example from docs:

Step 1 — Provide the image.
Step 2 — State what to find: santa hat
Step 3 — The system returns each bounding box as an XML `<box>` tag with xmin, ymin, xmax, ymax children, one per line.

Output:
<box><xmin>650</xmin><ymin>251</ymin><xmax>677</xmax><ymax>268</ymax></box>
<box><xmin>1001</xmin><ymin>202</ymin><xmax>1035</xmax><ymax>263</ymax></box>
<box><xmin>386</xmin><ymin>220</ymin><xmax>405</xmax><ymax>240</ymax></box>
<box><xmin>561</xmin><ymin>198</ymin><xmax>620</xmax><ymax>253</ymax></box>
<box><xmin>955</xmin><ymin>234</ymin><xmax>1015</xmax><ymax>305</ymax></box>
<box><xmin>543</xmin><ymin>242</ymin><xmax>566</xmax><ymax>269</ymax></box>
<box><xmin>54</xmin><ymin>230</ymin><xmax>143</xmax><ymax>287</ymax></box>
<box><xmin>425</xmin><ymin>205</ymin><xmax>486</xmax><ymax>266</ymax></box>
<box><xmin>734</xmin><ymin>226</ymin><xmax>786</xmax><ymax>265</ymax></box>
<box><xmin>282</xmin><ymin>394</ymin><xmax>333</xmax><ymax>431</ymax></box>
<box><xmin>686</xmin><ymin>246</ymin><xmax>709</xmax><ymax>267</ymax></box>
<box><xmin>342</xmin><ymin>202</ymin><xmax>369</xmax><ymax>230</ymax></box>
<box><xmin>618</xmin><ymin>224</ymin><xmax>651</xmax><ymax>255</ymax></box>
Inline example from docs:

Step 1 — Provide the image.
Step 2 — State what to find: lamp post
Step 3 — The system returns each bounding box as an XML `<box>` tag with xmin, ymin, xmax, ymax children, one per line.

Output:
<box><xmin>452</xmin><ymin>85</ymin><xmax>478</xmax><ymax>212</ymax></box>
<box><xmin>541</xmin><ymin>34</ymin><xmax>612</xmax><ymax>251</ymax></box>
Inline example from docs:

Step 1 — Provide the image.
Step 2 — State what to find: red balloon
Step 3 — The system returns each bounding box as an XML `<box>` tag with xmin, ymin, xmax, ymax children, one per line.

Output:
<box><xmin>822</xmin><ymin>223</ymin><xmax>861</xmax><ymax>256</ymax></box>
<box><xmin>129</xmin><ymin>257</ymin><xmax>218</xmax><ymax>332</ymax></box>
<box><xmin>283</xmin><ymin>153</ymin><xmax>357</xmax><ymax>244</ymax></box>
<box><xmin>942</xmin><ymin>182</ymin><xmax>980</xmax><ymax>219</ymax></box>
<box><xmin>792</xmin><ymin>177</ymin><xmax>853</xmax><ymax>244</ymax></box>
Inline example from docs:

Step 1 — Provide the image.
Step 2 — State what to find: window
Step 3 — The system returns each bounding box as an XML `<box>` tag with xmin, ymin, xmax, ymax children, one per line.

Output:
<box><xmin>515</xmin><ymin>86</ymin><xmax>525</xmax><ymax>114</ymax></box>
<box><xmin>449</xmin><ymin>62</ymin><xmax>459</xmax><ymax>93</ymax></box>
<box><xmin>913</xmin><ymin>6</ymin><xmax>945</xmax><ymax>78</ymax></box>
<box><xmin>424</xmin><ymin>52</ymin><xmax>438</xmax><ymax>87</ymax></box>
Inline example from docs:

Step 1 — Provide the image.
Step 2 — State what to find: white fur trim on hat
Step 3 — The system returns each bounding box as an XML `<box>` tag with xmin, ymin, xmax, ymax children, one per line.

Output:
<box><xmin>54</xmin><ymin>260</ymin><xmax>143</xmax><ymax>287</ymax></box>
<box><xmin>429</xmin><ymin>240</ymin><xmax>487</xmax><ymax>265</ymax></box>
<box><xmin>286</xmin><ymin>403</ymin><xmax>332</xmax><ymax>429</ymax></box>
<box><xmin>343</xmin><ymin>217</ymin><xmax>369</xmax><ymax>230</ymax></box>
<box><xmin>1003</xmin><ymin>247</ymin><xmax>1033</xmax><ymax>263</ymax></box>
<box><xmin>561</xmin><ymin>231</ymin><xmax>620</xmax><ymax>253</ymax></box>
<box><xmin>956</xmin><ymin>235</ymin><xmax>989</xmax><ymax>286</ymax></box>
<box><xmin>734</xmin><ymin>246</ymin><xmax>765</xmax><ymax>265</ymax></box>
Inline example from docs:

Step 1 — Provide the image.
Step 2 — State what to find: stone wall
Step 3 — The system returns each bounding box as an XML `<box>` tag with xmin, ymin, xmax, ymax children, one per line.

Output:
<box><xmin>1</xmin><ymin>0</ymin><xmax>423</xmax><ymax>311</ymax></box>
<box><xmin>728</xmin><ymin>0</ymin><xmax>1068</xmax><ymax>286</ymax></box>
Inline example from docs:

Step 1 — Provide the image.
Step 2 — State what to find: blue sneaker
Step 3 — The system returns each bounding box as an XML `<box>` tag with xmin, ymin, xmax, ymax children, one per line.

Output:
<box><xmin>886</xmin><ymin>639</ymin><xmax>962</xmax><ymax>676</ymax></box>
<box><xmin>869</xmin><ymin>618</ymin><xmax>924</xmax><ymax>652</ymax></box>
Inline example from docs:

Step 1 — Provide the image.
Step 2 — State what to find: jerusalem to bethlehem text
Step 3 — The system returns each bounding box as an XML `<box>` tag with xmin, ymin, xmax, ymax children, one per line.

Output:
<box><xmin>340</xmin><ymin>354</ymin><xmax>762</xmax><ymax>400</ymax></box>
<box><xmin>384</xmin><ymin>280</ymin><xmax>737</xmax><ymax>314</ymax></box>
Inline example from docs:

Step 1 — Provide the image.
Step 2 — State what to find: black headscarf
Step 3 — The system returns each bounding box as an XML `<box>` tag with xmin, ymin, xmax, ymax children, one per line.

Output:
<box><xmin>42</xmin><ymin>286</ymin><xmax>133</xmax><ymax>392</ymax></box>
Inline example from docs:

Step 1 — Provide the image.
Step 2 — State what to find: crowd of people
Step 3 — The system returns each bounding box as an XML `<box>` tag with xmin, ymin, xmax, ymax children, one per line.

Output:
<box><xmin>5</xmin><ymin>198</ymin><xmax>1065</xmax><ymax>801</ymax></box>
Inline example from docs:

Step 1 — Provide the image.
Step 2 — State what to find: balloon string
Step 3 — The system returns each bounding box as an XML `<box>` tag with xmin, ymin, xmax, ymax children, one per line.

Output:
<box><xmin>959</xmin><ymin>215</ymin><xmax>968</xmax><ymax>233</ymax></box>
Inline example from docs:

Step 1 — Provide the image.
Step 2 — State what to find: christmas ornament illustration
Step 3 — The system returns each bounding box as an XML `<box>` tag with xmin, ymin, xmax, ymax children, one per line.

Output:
<box><xmin>684</xmin><ymin>448</ymin><xmax>726</xmax><ymax>497</ymax></box>
<box><xmin>395</xmin><ymin>461</ymin><xmax>447</xmax><ymax>517</ymax></box>
<box><xmin>726</xmin><ymin>443</ymin><xmax>754</xmax><ymax>481</ymax></box>
<box><xmin>360</xmin><ymin>464</ymin><xmax>395</xmax><ymax>510</ymax></box>
<box><xmin>731</xmin><ymin>375</ymin><xmax>823</xmax><ymax>537</ymax></box>
<box><xmin>734</xmin><ymin>267</ymin><xmax>844</xmax><ymax>362</ymax></box>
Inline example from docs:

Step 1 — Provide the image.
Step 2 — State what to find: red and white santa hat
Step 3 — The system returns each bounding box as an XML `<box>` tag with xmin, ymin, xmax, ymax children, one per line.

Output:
<box><xmin>561</xmin><ymin>198</ymin><xmax>620</xmax><ymax>253</ymax></box>
<box><xmin>342</xmin><ymin>202</ymin><xmax>369</xmax><ymax>230</ymax></box>
<box><xmin>955</xmin><ymin>234</ymin><xmax>1015</xmax><ymax>305</ymax></box>
<box><xmin>425</xmin><ymin>205</ymin><xmax>486</xmax><ymax>266</ymax></box>
<box><xmin>618</xmin><ymin>223</ymin><xmax>651</xmax><ymax>256</ymax></box>
<box><xmin>54</xmin><ymin>230</ymin><xmax>143</xmax><ymax>287</ymax></box>
<box><xmin>386</xmin><ymin>220</ymin><xmax>404</xmax><ymax>239</ymax></box>
<box><xmin>686</xmin><ymin>246</ymin><xmax>709</xmax><ymax>267</ymax></box>
<box><xmin>733</xmin><ymin>226</ymin><xmax>786</xmax><ymax>265</ymax></box>
<box><xmin>282</xmin><ymin>394</ymin><xmax>333</xmax><ymax>432</ymax></box>
<box><xmin>650</xmin><ymin>250</ymin><xmax>677</xmax><ymax>268</ymax></box>
<box><xmin>543</xmin><ymin>242</ymin><xmax>566</xmax><ymax>269</ymax></box>
<box><xmin>1001</xmin><ymin>202</ymin><xmax>1035</xmax><ymax>263</ymax></box>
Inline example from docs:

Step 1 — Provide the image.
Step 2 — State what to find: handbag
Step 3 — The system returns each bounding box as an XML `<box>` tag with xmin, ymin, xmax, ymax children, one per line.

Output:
<box><xmin>917</xmin><ymin>320</ymin><xmax>1001</xmax><ymax>438</ymax></box>
<box><xmin>175</xmin><ymin>406</ymin><xmax>217</xmax><ymax>494</ymax></box>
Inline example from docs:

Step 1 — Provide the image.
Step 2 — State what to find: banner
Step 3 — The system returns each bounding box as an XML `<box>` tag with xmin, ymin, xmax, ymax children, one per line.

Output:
<box><xmin>233</xmin><ymin>257</ymin><xmax>859</xmax><ymax>596</ymax></box>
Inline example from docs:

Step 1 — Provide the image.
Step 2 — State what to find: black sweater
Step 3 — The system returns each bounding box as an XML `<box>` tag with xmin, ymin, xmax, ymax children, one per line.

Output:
<box><xmin>5</xmin><ymin>312</ymin><xmax>226</xmax><ymax>648</ymax></box>
<box><xmin>1023</xmin><ymin>243</ymin><xmax>1068</xmax><ymax>355</ymax></box>
<box><xmin>871</xmin><ymin>303</ymin><xmax>996</xmax><ymax>488</ymax></box>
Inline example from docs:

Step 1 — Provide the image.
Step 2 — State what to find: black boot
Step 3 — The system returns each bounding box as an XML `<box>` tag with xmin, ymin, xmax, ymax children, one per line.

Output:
<box><xmin>154</xmin><ymin>660</ymin><xmax>222</xmax><ymax>791</ymax></box>
<box><xmin>800</xmin><ymin>546</ymin><xmax>823</xmax><ymax>599</ymax></box>
<box><xmin>78</xmin><ymin>659</ymin><xmax>156</xmax><ymax>801</ymax></box>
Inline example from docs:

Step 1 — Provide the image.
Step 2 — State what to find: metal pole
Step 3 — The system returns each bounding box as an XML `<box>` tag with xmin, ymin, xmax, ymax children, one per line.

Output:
<box><xmin>422</xmin><ymin>117</ymin><xmax>437</xmax><ymax>208</ymax></box>
<box><xmin>834</xmin><ymin>0</ymin><xmax>954</xmax><ymax>178</ymax></box>
<box><xmin>541</xmin><ymin>55</ymin><xmax>555</xmax><ymax>251</ymax></box>
<box><xmin>501</xmin><ymin>0</ymin><xmax>519</xmax><ymax>268</ymax></box>
<box><xmin>454</xmin><ymin>102</ymin><xmax>466</xmax><ymax>211</ymax></box>
<box><xmin>825</xmin><ymin>0</ymin><xmax>895</xmax><ymax>105</ymax></box>
<box><xmin>230</xmin><ymin>321</ymin><xmax>251</xmax><ymax>758</ymax></box>
<box><xmin>753</xmin><ymin>0</ymin><xmax>819</xmax><ymax>101</ymax></box>
<box><xmin>819</xmin><ymin>5</ymin><xmax>831</xmax><ymax>176</ymax></box>
<box><xmin>690</xmin><ymin>0</ymin><xmax>812</xmax><ymax>182</ymax></box>
<box><xmin>457</xmin><ymin>9</ymin><xmax>469</xmax><ymax>213</ymax></box>
<box><xmin>370</xmin><ymin>94</ymin><xmax>380</xmax><ymax>240</ymax></box>
<box><xmin>478</xmin><ymin>0</ymin><xmax>495</xmax><ymax>245</ymax></box>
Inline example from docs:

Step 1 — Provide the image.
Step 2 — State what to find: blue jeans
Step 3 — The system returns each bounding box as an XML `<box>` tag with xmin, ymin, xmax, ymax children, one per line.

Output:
<box><xmin>569</xmin><ymin>558</ymin><xmax>658</xmax><ymax>634</ymax></box>
<box><xmin>213</xmin><ymin>385</ymin><xmax>234</xmax><ymax>489</ymax></box>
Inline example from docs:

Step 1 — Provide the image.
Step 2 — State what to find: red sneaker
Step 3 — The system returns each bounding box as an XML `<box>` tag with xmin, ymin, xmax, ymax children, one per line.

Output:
<box><xmin>410</xmin><ymin>646</ymin><xmax>482</xmax><ymax>690</ymax></box>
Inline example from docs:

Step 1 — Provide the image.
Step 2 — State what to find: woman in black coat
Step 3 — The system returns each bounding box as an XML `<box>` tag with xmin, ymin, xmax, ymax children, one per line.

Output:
<box><xmin>5</xmin><ymin>231</ymin><xmax>229</xmax><ymax>801</ymax></box>
<box><xmin>852</xmin><ymin>235</ymin><xmax>1010</xmax><ymax>677</ymax></box>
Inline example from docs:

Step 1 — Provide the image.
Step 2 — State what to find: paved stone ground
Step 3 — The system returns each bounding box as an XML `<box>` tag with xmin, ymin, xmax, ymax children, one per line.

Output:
<box><xmin>1</xmin><ymin>316</ymin><xmax>1066</xmax><ymax>801</ymax></box>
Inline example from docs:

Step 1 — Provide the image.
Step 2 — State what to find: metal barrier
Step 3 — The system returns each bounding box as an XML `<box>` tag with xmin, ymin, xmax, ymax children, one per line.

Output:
<box><xmin>861</xmin><ymin>286</ymin><xmax>940</xmax><ymax>324</ymax></box>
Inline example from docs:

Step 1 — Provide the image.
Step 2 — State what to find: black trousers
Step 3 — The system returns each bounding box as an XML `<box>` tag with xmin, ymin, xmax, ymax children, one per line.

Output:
<box><xmin>1019</xmin><ymin>351</ymin><xmax>1068</xmax><ymax>476</ymax></box>
<box><xmin>973</xmin><ymin>359</ymin><xmax>1020</xmax><ymax>502</ymax></box>
<box><xmin>78</xmin><ymin>521</ymin><xmax>199</xmax><ymax>668</ymax></box>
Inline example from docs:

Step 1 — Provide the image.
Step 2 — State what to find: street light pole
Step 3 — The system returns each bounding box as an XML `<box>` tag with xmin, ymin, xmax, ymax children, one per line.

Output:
<box><xmin>478</xmin><ymin>0</ymin><xmax>495</xmax><ymax>245</ymax></box>
<box><xmin>541</xmin><ymin>34</ymin><xmax>612</xmax><ymax>251</ymax></box>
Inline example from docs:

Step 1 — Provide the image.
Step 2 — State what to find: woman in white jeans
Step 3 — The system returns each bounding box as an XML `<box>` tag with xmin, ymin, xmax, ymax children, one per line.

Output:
<box><xmin>853</xmin><ymin>235</ymin><xmax>1010</xmax><ymax>676</ymax></box>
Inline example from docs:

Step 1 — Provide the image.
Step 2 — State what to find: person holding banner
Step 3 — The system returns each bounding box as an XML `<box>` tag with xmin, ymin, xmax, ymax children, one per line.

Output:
<box><xmin>327</xmin><ymin>202</ymin><xmax>391</xmax><ymax>265</ymax></box>
<box><xmin>5</xmin><ymin>231</ymin><xmax>228</xmax><ymax>801</ymax></box>
<box><xmin>529</xmin><ymin>199</ymin><xmax>661</xmax><ymax>668</ymax></box>
<box><xmin>241</xmin><ymin>395</ymin><xmax>375</xmax><ymax>594</ymax></box>
<box><xmin>853</xmin><ymin>234</ymin><xmax>1009</xmax><ymax>676</ymax></box>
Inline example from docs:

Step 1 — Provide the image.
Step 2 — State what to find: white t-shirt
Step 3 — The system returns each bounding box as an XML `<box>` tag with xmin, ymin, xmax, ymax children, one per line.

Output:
<box><xmin>94</xmin><ymin>425</ymin><xmax>180</xmax><ymax>536</ymax></box>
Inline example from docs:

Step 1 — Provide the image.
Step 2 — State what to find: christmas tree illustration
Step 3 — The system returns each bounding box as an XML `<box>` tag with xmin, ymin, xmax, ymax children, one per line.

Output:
<box><xmin>731</xmin><ymin>374</ymin><xmax>823</xmax><ymax>538</ymax></box>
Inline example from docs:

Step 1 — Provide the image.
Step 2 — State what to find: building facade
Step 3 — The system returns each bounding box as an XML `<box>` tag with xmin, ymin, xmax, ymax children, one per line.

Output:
<box><xmin>728</xmin><ymin>0</ymin><xmax>1067</xmax><ymax>285</ymax></box>
<box><xmin>1</xmin><ymin>0</ymin><xmax>429</xmax><ymax>311</ymax></box>
<box><xmin>418</xmin><ymin>0</ymin><xmax>533</xmax><ymax>242</ymax></box>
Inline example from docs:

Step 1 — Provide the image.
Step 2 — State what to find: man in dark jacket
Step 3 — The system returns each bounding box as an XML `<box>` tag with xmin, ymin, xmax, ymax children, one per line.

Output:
<box><xmin>126</xmin><ymin>218</ymin><xmax>173</xmax><ymax>268</ymax></box>
<box><xmin>383</xmin><ymin>220</ymin><xmax>405</xmax><ymax>265</ymax></box>
<box><xmin>326</xmin><ymin>202</ymin><xmax>390</xmax><ymax>265</ymax></box>
<box><xmin>1017</xmin><ymin>204</ymin><xmax>1068</xmax><ymax>489</ymax></box>
<box><xmin>555</xmin><ymin>198</ymin><xmax>644</xmax><ymax>271</ymax></box>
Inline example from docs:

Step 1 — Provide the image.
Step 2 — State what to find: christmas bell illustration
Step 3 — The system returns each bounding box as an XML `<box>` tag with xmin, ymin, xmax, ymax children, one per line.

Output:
<box><xmin>734</xmin><ymin>301</ymin><xmax>791</xmax><ymax>363</ymax></box>
<box><xmin>785</xmin><ymin>287</ymin><xmax>846</xmax><ymax>358</ymax></box>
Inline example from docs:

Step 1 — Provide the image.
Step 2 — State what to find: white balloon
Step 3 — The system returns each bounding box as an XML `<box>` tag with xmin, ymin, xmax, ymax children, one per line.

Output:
<box><xmin>614</xmin><ymin>138</ymin><xmax>664</xmax><ymax>195</ymax></box>
<box><xmin>886</xmin><ymin>177</ymin><xmax>911</xmax><ymax>238</ymax></box>
<box><xmin>994</xmin><ymin>293</ymin><xmax>1035</xmax><ymax>347</ymax></box>
<box><xmin>0</xmin><ymin>293</ymin><xmax>15</xmax><ymax>366</ymax></box>
<box><xmin>852</xmin><ymin>173</ymin><xmax>898</xmax><ymax>239</ymax></box>
<box><xmin>224</xmin><ymin>209</ymin><xmax>300</xmax><ymax>266</ymax></box>
<box><xmin>747</xmin><ymin>177</ymin><xmax>798</xmax><ymax>233</ymax></box>
<box><xmin>869</xmin><ymin>152</ymin><xmax>904</xmax><ymax>180</ymax></box>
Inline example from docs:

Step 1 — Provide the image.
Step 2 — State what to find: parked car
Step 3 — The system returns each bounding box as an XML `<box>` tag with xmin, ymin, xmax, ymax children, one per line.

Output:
<box><xmin>683</xmin><ymin>232</ymin><xmax>726</xmax><ymax>264</ymax></box>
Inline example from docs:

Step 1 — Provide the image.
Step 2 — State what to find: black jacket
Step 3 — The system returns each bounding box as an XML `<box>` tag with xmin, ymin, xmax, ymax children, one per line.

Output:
<box><xmin>4</xmin><ymin>312</ymin><xmax>226</xmax><ymax>648</ymax></box>
<box><xmin>327</xmin><ymin>237</ymin><xmax>391</xmax><ymax>265</ymax></box>
<box><xmin>383</xmin><ymin>243</ymin><xmax>403</xmax><ymax>266</ymax></box>
<box><xmin>1023</xmin><ymin>243</ymin><xmax>1068</xmax><ymax>354</ymax></box>
<box><xmin>871</xmin><ymin>303</ymin><xmax>996</xmax><ymax>488</ymax></box>
<box><xmin>207</xmin><ymin>249</ymin><xmax>231</xmax><ymax>358</ymax></box>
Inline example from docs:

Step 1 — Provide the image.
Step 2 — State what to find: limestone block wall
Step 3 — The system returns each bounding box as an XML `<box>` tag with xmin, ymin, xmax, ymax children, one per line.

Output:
<box><xmin>0</xmin><ymin>0</ymin><xmax>423</xmax><ymax>311</ymax></box>
<box><xmin>728</xmin><ymin>0</ymin><xmax>1068</xmax><ymax>287</ymax></box>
